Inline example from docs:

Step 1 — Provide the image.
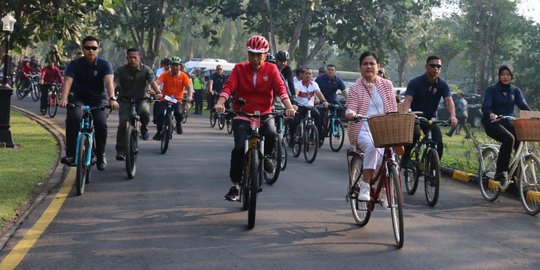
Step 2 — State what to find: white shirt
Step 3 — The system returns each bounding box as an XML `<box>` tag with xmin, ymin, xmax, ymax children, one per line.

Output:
<box><xmin>295</xmin><ymin>80</ymin><xmax>320</xmax><ymax>106</ymax></box>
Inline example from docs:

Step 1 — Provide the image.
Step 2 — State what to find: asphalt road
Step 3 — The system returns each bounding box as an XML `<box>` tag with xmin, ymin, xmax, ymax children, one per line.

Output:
<box><xmin>1</xmin><ymin>96</ymin><xmax>539</xmax><ymax>270</ymax></box>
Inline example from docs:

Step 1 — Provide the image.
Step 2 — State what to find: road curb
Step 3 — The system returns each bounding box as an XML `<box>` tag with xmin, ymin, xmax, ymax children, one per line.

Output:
<box><xmin>0</xmin><ymin>106</ymin><xmax>67</xmax><ymax>251</ymax></box>
<box><xmin>441</xmin><ymin>167</ymin><xmax>478</xmax><ymax>184</ymax></box>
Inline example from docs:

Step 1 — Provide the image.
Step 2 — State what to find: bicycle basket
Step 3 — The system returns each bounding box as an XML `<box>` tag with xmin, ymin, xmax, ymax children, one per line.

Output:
<box><xmin>367</xmin><ymin>113</ymin><xmax>415</xmax><ymax>147</ymax></box>
<box><xmin>514</xmin><ymin>118</ymin><xmax>540</xmax><ymax>142</ymax></box>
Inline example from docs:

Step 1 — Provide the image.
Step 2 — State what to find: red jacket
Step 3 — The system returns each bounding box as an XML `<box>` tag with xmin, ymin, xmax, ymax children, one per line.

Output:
<box><xmin>220</xmin><ymin>62</ymin><xmax>289</xmax><ymax>114</ymax></box>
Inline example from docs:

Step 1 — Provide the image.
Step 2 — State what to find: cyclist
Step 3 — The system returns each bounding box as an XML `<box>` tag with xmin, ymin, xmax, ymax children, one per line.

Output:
<box><xmin>315</xmin><ymin>64</ymin><xmax>347</xmax><ymax>135</ymax></box>
<box><xmin>266</xmin><ymin>52</ymin><xmax>293</xmax><ymax>109</ymax></box>
<box><xmin>214</xmin><ymin>35</ymin><xmax>296</xmax><ymax>201</ymax></box>
<box><xmin>275</xmin><ymin>49</ymin><xmax>296</xmax><ymax>101</ymax></box>
<box><xmin>345</xmin><ymin>51</ymin><xmax>398</xmax><ymax>201</ymax></box>
<box><xmin>153</xmin><ymin>56</ymin><xmax>193</xmax><ymax>139</ymax></box>
<box><xmin>19</xmin><ymin>57</ymin><xmax>39</xmax><ymax>92</ymax></box>
<box><xmin>288</xmin><ymin>67</ymin><xmax>328</xmax><ymax>147</ymax></box>
<box><xmin>482</xmin><ymin>64</ymin><xmax>531</xmax><ymax>185</ymax></box>
<box><xmin>401</xmin><ymin>55</ymin><xmax>458</xmax><ymax>168</ymax></box>
<box><xmin>114</xmin><ymin>48</ymin><xmax>160</xmax><ymax>161</ymax></box>
<box><xmin>207</xmin><ymin>64</ymin><xmax>228</xmax><ymax>110</ymax></box>
<box><xmin>39</xmin><ymin>60</ymin><xmax>64</xmax><ymax>114</ymax></box>
<box><xmin>59</xmin><ymin>35</ymin><xmax>119</xmax><ymax>171</ymax></box>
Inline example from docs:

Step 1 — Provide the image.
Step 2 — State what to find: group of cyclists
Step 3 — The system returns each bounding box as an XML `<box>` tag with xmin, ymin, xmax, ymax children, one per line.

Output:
<box><xmin>16</xmin><ymin>34</ymin><xmax>533</xmax><ymax>228</ymax></box>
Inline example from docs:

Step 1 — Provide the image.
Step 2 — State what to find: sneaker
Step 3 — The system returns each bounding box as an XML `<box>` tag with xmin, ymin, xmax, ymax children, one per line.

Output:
<box><xmin>153</xmin><ymin>132</ymin><xmax>162</xmax><ymax>141</ymax></box>
<box><xmin>264</xmin><ymin>158</ymin><xmax>275</xmax><ymax>173</ymax></box>
<box><xmin>60</xmin><ymin>156</ymin><xmax>75</xmax><ymax>166</ymax></box>
<box><xmin>176</xmin><ymin>122</ymin><xmax>183</xmax><ymax>134</ymax></box>
<box><xmin>40</xmin><ymin>108</ymin><xmax>47</xmax><ymax>115</ymax></box>
<box><xmin>96</xmin><ymin>154</ymin><xmax>107</xmax><ymax>171</ymax></box>
<box><xmin>141</xmin><ymin>131</ymin><xmax>150</xmax><ymax>141</ymax></box>
<box><xmin>224</xmin><ymin>186</ymin><xmax>240</xmax><ymax>201</ymax></box>
<box><xmin>116</xmin><ymin>153</ymin><xmax>126</xmax><ymax>161</ymax></box>
<box><xmin>446</xmin><ymin>132</ymin><xmax>452</xmax><ymax>137</ymax></box>
<box><xmin>358</xmin><ymin>181</ymin><xmax>371</xmax><ymax>201</ymax></box>
<box><xmin>379</xmin><ymin>187</ymin><xmax>389</xmax><ymax>208</ymax></box>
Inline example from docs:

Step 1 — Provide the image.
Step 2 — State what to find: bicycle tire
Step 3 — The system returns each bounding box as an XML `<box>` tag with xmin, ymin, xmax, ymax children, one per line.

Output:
<box><xmin>241</xmin><ymin>151</ymin><xmax>251</xmax><ymax>211</ymax></box>
<box><xmin>160</xmin><ymin>113</ymin><xmax>171</xmax><ymax>154</ymax></box>
<box><xmin>349</xmin><ymin>155</ymin><xmax>371</xmax><ymax>226</ymax></box>
<box><xmin>248</xmin><ymin>149</ymin><xmax>259</xmax><ymax>229</ymax></box>
<box><xmin>479</xmin><ymin>147</ymin><xmax>500</xmax><ymax>202</ymax></box>
<box><xmin>404</xmin><ymin>159</ymin><xmax>419</xmax><ymax>195</ymax></box>
<box><xmin>280</xmin><ymin>139</ymin><xmax>287</xmax><ymax>171</ymax></box>
<box><xmin>31</xmin><ymin>85</ymin><xmax>40</xmax><ymax>101</ymax></box>
<box><xmin>303</xmin><ymin>124</ymin><xmax>319</xmax><ymax>163</ymax></box>
<box><xmin>264</xmin><ymin>140</ymin><xmax>282</xmax><ymax>185</ymax></box>
<box><xmin>389</xmin><ymin>164</ymin><xmax>404</xmax><ymax>249</ymax></box>
<box><xmin>292</xmin><ymin>125</ymin><xmax>302</xmax><ymax>157</ymax></box>
<box><xmin>329</xmin><ymin>120</ymin><xmax>344</xmax><ymax>152</ymax></box>
<box><xmin>226</xmin><ymin>118</ymin><xmax>233</xmax><ymax>134</ymax></box>
<box><xmin>16</xmin><ymin>84</ymin><xmax>26</xmax><ymax>100</ymax></box>
<box><xmin>218</xmin><ymin>114</ymin><xmax>225</xmax><ymax>130</ymax></box>
<box><xmin>519</xmin><ymin>155</ymin><xmax>540</xmax><ymax>215</ymax></box>
<box><xmin>48</xmin><ymin>93</ymin><xmax>58</xmax><ymax>118</ymax></box>
<box><xmin>76</xmin><ymin>135</ymin><xmax>90</xmax><ymax>196</ymax></box>
<box><xmin>182</xmin><ymin>109</ymin><xmax>188</xmax><ymax>124</ymax></box>
<box><xmin>125</xmin><ymin>126</ymin><xmax>138</xmax><ymax>179</ymax></box>
<box><xmin>209</xmin><ymin>110</ymin><xmax>217</xmax><ymax>127</ymax></box>
<box><xmin>424</xmin><ymin>148</ymin><xmax>440</xmax><ymax>207</ymax></box>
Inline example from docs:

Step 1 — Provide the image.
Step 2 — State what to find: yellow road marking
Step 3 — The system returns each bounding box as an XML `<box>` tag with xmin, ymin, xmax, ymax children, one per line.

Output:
<box><xmin>0</xmin><ymin>168</ymin><xmax>74</xmax><ymax>269</ymax></box>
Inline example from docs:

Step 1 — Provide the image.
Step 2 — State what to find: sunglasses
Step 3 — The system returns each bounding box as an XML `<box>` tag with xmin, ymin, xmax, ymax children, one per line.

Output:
<box><xmin>429</xmin><ymin>64</ymin><xmax>442</xmax><ymax>69</ymax></box>
<box><xmin>83</xmin><ymin>46</ymin><xmax>99</xmax><ymax>51</ymax></box>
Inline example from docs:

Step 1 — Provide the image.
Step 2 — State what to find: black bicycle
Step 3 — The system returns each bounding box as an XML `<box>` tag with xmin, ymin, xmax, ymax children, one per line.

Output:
<box><xmin>402</xmin><ymin>115</ymin><xmax>450</xmax><ymax>207</ymax></box>
<box><xmin>123</xmin><ymin>97</ymin><xmax>152</xmax><ymax>179</ymax></box>
<box><xmin>160</xmin><ymin>95</ymin><xmax>178</xmax><ymax>154</ymax></box>
<box><xmin>264</xmin><ymin>108</ymin><xmax>288</xmax><ymax>185</ymax></box>
<box><xmin>292</xmin><ymin>105</ymin><xmax>319</xmax><ymax>163</ymax></box>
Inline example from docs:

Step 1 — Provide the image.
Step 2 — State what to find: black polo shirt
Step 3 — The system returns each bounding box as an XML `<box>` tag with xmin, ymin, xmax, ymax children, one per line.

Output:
<box><xmin>315</xmin><ymin>74</ymin><xmax>346</xmax><ymax>104</ymax></box>
<box><xmin>65</xmin><ymin>57</ymin><xmax>113</xmax><ymax>100</ymax></box>
<box><xmin>210</xmin><ymin>72</ymin><xmax>228</xmax><ymax>94</ymax></box>
<box><xmin>405</xmin><ymin>74</ymin><xmax>451</xmax><ymax>119</ymax></box>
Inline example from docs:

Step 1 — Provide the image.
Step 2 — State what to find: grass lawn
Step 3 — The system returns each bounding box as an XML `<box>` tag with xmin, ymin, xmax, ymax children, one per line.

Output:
<box><xmin>0</xmin><ymin>110</ymin><xmax>58</xmax><ymax>227</ymax></box>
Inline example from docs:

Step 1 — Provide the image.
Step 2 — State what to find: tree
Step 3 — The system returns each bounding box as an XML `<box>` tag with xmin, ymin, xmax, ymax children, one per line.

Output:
<box><xmin>514</xmin><ymin>21</ymin><xmax>540</xmax><ymax>110</ymax></box>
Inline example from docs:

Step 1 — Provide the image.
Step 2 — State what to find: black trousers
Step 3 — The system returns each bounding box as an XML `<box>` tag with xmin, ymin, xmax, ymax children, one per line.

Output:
<box><xmin>65</xmin><ymin>96</ymin><xmax>109</xmax><ymax>158</ymax></box>
<box><xmin>154</xmin><ymin>101</ymin><xmax>183</xmax><ymax>133</ymax></box>
<box><xmin>40</xmin><ymin>84</ymin><xmax>51</xmax><ymax>110</ymax></box>
<box><xmin>402</xmin><ymin>123</ymin><xmax>444</xmax><ymax>167</ymax></box>
<box><xmin>288</xmin><ymin>106</ymin><xmax>323</xmax><ymax>144</ymax></box>
<box><xmin>230</xmin><ymin>118</ymin><xmax>276</xmax><ymax>183</ymax></box>
<box><xmin>484</xmin><ymin>120</ymin><xmax>519</xmax><ymax>174</ymax></box>
<box><xmin>193</xmin><ymin>91</ymin><xmax>203</xmax><ymax>113</ymax></box>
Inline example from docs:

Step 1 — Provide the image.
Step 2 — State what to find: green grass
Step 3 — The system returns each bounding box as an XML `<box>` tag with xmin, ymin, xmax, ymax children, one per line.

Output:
<box><xmin>0</xmin><ymin>111</ymin><xmax>58</xmax><ymax>227</ymax></box>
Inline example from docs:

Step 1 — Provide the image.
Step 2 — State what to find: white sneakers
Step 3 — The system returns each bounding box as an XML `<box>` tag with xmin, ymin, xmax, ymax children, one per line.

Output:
<box><xmin>358</xmin><ymin>181</ymin><xmax>371</xmax><ymax>201</ymax></box>
<box><xmin>379</xmin><ymin>187</ymin><xmax>389</xmax><ymax>208</ymax></box>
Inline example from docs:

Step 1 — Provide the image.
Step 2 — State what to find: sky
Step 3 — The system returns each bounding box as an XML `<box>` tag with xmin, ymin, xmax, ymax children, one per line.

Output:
<box><xmin>434</xmin><ymin>0</ymin><xmax>540</xmax><ymax>23</ymax></box>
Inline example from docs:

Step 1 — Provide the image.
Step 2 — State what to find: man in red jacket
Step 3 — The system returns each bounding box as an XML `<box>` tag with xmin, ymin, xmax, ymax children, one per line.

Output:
<box><xmin>214</xmin><ymin>35</ymin><xmax>296</xmax><ymax>201</ymax></box>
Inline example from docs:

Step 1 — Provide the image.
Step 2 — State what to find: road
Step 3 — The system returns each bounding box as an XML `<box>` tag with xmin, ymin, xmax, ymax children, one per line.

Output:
<box><xmin>1</xmin><ymin>96</ymin><xmax>539</xmax><ymax>270</ymax></box>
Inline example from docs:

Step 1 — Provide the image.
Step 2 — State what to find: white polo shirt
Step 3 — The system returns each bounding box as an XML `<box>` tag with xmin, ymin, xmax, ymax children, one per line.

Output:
<box><xmin>295</xmin><ymin>80</ymin><xmax>320</xmax><ymax>106</ymax></box>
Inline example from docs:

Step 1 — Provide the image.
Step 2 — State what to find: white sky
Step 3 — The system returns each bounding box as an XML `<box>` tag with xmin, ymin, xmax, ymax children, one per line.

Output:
<box><xmin>433</xmin><ymin>0</ymin><xmax>540</xmax><ymax>23</ymax></box>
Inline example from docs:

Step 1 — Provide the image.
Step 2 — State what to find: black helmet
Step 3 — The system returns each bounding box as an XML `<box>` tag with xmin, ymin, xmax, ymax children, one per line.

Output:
<box><xmin>162</xmin><ymin>57</ymin><xmax>172</xmax><ymax>65</ymax></box>
<box><xmin>265</xmin><ymin>52</ymin><xmax>276</xmax><ymax>63</ymax></box>
<box><xmin>275</xmin><ymin>50</ymin><xmax>289</xmax><ymax>61</ymax></box>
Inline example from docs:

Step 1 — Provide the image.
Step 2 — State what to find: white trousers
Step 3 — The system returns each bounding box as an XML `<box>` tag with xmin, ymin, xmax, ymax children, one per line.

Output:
<box><xmin>356</xmin><ymin>124</ymin><xmax>383</xmax><ymax>171</ymax></box>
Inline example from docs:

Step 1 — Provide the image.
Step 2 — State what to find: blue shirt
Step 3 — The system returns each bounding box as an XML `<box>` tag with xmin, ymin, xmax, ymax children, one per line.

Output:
<box><xmin>65</xmin><ymin>57</ymin><xmax>113</xmax><ymax>100</ymax></box>
<box><xmin>210</xmin><ymin>72</ymin><xmax>228</xmax><ymax>94</ymax></box>
<box><xmin>315</xmin><ymin>74</ymin><xmax>345</xmax><ymax>104</ymax></box>
<box><xmin>405</xmin><ymin>74</ymin><xmax>451</xmax><ymax>119</ymax></box>
<box><xmin>481</xmin><ymin>82</ymin><xmax>530</xmax><ymax>124</ymax></box>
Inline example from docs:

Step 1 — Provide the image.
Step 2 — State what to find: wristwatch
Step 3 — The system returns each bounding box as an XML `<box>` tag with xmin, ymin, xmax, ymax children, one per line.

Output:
<box><xmin>109</xmin><ymin>96</ymin><xmax>117</xmax><ymax>101</ymax></box>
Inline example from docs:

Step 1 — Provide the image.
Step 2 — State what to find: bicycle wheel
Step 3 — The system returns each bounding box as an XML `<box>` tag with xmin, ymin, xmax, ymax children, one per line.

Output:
<box><xmin>292</xmin><ymin>125</ymin><xmax>302</xmax><ymax>157</ymax></box>
<box><xmin>519</xmin><ymin>155</ymin><xmax>540</xmax><ymax>215</ymax></box>
<box><xmin>424</xmin><ymin>148</ymin><xmax>440</xmax><ymax>207</ymax></box>
<box><xmin>264</xmin><ymin>141</ymin><xmax>282</xmax><ymax>185</ymax></box>
<box><xmin>248</xmin><ymin>149</ymin><xmax>260</xmax><ymax>229</ymax></box>
<box><xmin>404</xmin><ymin>159</ymin><xmax>419</xmax><ymax>195</ymax></box>
<box><xmin>209</xmin><ymin>110</ymin><xmax>217</xmax><ymax>127</ymax></box>
<box><xmin>31</xmin><ymin>85</ymin><xmax>40</xmax><ymax>101</ymax></box>
<box><xmin>329</xmin><ymin>120</ymin><xmax>345</xmax><ymax>152</ymax></box>
<box><xmin>388</xmin><ymin>164</ymin><xmax>404</xmax><ymax>249</ymax></box>
<box><xmin>218</xmin><ymin>114</ymin><xmax>225</xmax><ymax>130</ymax></box>
<box><xmin>280</xmin><ymin>139</ymin><xmax>288</xmax><ymax>171</ymax></box>
<box><xmin>479</xmin><ymin>147</ymin><xmax>500</xmax><ymax>202</ymax></box>
<box><xmin>241</xmin><ymin>151</ymin><xmax>251</xmax><ymax>211</ymax></box>
<box><xmin>226</xmin><ymin>118</ymin><xmax>233</xmax><ymax>134</ymax></box>
<box><xmin>348</xmin><ymin>155</ymin><xmax>371</xmax><ymax>226</ymax></box>
<box><xmin>16</xmin><ymin>84</ymin><xmax>26</xmax><ymax>100</ymax></box>
<box><xmin>48</xmin><ymin>93</ymin><xmax>58</xmax><ymax>118</ymax></box>
<box><xmin>182</xmin><ymin>109</ymin><xmax>188</xmax><ymax>124</ymax></box>
<box><xmin>125</xmin><ymin>126</ymin><xmax>138</xmax><ymax>179</ymax></box>
<box><xmin>303</xmin><ymin>124</ymin><xmax>319</xmax><ymax>163</ymax></box>
<box><xmin>160</xmin><ymin>113</ymin><xmax>171</xmax><ymax>154</ymax></box>
<box><xmin>76</xmin><ymin>135</ymin><xmax>90</xmax><ymax>196</ymax></box>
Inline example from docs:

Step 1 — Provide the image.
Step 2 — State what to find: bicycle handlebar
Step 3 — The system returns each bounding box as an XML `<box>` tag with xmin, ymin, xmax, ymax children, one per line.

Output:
<box><xmin>415</xmin><ymin>115</ymin><xmax>451</xmax><ymax>126</ymax></box>
<box><xmin>67</xmin><ymin>103</ymin><xmax>111</xmax><ymax>111</ymax></box>
<box><xmin>491</xmin><ymin>115</ymin><xmax>516</xmax><ymax>122</ymax></box>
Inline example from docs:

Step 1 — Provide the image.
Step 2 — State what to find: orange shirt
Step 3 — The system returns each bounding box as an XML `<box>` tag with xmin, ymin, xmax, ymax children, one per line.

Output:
<box><xmin>158</xmin><ymin>71</ymin><xmax>191</xmax><ymax>102</ymax></box>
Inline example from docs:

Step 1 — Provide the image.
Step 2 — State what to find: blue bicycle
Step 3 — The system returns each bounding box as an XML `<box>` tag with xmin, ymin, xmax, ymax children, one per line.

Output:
<box><xmin>71</xmin><ymin>104</ymin><xmax>110</xmax><ymax>196</ymax></box>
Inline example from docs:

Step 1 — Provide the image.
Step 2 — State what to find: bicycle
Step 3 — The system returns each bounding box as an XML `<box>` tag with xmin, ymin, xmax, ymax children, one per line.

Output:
<box><xmin>291</xmin><ymin>104</ymin><xmax>319</xmax><ymax>163</ymax></box>
<box><xmin>323</xmin><ymin>103</ymin><xmax>345</xmax><ymax>152</ymax></box>
<box><xmin>160</xmin><ymin>95</ymin><xmax>178</xmax><ymax>154</ymax></box>
<box><xmin>69</xmin><ymin>103</ymin><xmax>110</xmax><ymax>196</ymax></box>
<box><xmin>15</xmin><ymin>73</ymin><xmax>40</xmax><ymax>101</ymax></box>
<box><xmin>346</xmin><ymin>114</ymin><xmax>406</xmax><ymax>248</ymax></box>
<box><xmin>478</xmin><ymin>116</ymin><xmax>540</xmax><ymax>215</ymax></box>
<box><xmin>264</xmin><ymin>108</ymin><xmax>289</xmax><ymax>185</ymax></box>
<box><xmin>122</xmin><ymin>97</ymin><xmax>153</xmax><ymax>179</ymax></box>
<box><xmin>402</xmin><ymin>115</ymin><xmax>450</xmax><ymax>207</ymax></box>
<box><xmin>209</xmin><ymin>108</ymin><xmax>218</xmax><ymax>128</ymax></box>
<box><xmin>44</xmin><ymin>82</ymin><xmax>62</xmax><ymax>118</ymax></box>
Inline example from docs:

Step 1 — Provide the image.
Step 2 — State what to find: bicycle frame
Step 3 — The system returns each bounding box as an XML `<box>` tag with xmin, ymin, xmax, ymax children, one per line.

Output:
<box><xmin>74</xmin><ymin>106</ymin><xmax>96</xmax><ymax>167</ymax></box>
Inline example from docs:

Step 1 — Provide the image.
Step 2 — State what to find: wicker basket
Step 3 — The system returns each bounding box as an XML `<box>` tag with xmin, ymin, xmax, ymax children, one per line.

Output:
<box><xmin>368</xmin><ymin>113</ymin><xmax>415</xmax><ymax>147</ymax></box>
<box><xmin>514</xmin><ymin>118</ymin><xmax>540</xmax><ymax>142</ymax></box>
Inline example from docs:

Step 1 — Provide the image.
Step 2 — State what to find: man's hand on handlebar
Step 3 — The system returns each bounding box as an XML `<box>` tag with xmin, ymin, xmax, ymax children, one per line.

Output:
<box><xmin>214</xmin><ymin>103</ymin><xmax>225</xmax><ymax>113</ymax></box>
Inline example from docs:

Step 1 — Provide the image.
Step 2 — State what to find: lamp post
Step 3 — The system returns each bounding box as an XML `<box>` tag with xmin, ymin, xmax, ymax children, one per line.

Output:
<box><xmin>0</xmin><ymin>13</ymin><xmax>16</xmax><ymax>148</ymax></box>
